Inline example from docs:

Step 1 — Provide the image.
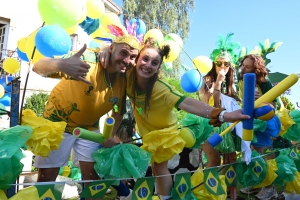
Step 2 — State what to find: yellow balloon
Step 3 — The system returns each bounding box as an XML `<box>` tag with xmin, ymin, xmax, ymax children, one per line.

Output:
<box><xmin>25</xmin><ymin>29</ymin><xmax>45</xmax><ymax>64</ymax></box>
<box><xmin>0</xmin><ymin>85</ymin><xmax>4</xmax><ymax>99</ymax></box>
<box><xmin>100</xmin><ymin>12</ymin><xmax>122</xmax><ymax>33</ymax></box>
<box><xmin>161</xmin><ymin>40</ymin><xmax>180</xmax><ymax>62</ymax></box>
<box><xmin>90</xmin><ymin>26</ymin><xmax>111</xmax><ymax>39</ymax></box>
<box><xmin>164</xmin><ymin>33</ymin><xmax>183</xmax><ymax>47</ymax></box>
<box><xmin>86</xmin><ymin>0</ymin><xmax>105</xmax><ymax>19</ymax></box>
<box><xmin>65</xmin><ymin>25</ymin><xmax>78</xmax><ymax>35</ymax></box>
<box><xmin>3</xmin><ymin>58</ymin><xmax>21</xmax><ymax>74</ymax></box>
<box><xmin>78</xmin><ymin>6</ymin><xmax>87</xmax><ymax>23</ymax></box>
<box><xmin>192</xmin><ymin>56</ymin><xmax>212</xmax><ymax>73</ymax></box>
<box><xmin>17</xmin><ymin>37</ymin><xmax>27</xmax><ymax>52</ymax></box>
<box><xmin>144</xmin><ymin>29</ymin><xmax>164</xmax><ymax>44</ymax></box>
<box><xmin>179</xmin><ymin>127</ymin><xmax>196</xmax><ymax>148</ymax></box>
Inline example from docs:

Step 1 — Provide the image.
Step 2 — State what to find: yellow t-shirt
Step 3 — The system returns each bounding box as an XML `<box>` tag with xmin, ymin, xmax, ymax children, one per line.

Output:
<box><xmin>199</xmin><ymin>93</ymin><xmax>214</xmax><ymax>107</ymax></box>
<box><xmin>126</xmin><ymin>69</ymin><xmax>186</xmax><ymax>136</ymax></box>
<box><xmin>44</xmin><ymin>49</ymin><xmax>126</xmax><ymax>132</ymax></box>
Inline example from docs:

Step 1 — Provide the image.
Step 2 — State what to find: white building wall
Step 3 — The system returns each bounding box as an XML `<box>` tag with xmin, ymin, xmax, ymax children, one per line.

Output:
<box><xmin>0</xmin><ymin>0</ymin><xmax>121</xmax><ymax>131</ymax></box>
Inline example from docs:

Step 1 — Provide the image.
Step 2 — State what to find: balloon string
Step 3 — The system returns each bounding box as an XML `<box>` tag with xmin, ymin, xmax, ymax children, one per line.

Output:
<box><xmin>19</xmin><ymin>22</ymin><xmax>45</xmax><ymax>125</ymax></box>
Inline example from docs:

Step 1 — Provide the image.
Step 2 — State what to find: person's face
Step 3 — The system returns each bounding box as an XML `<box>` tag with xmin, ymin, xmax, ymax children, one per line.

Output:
<box><xmin>240</xmin><ymin>57</ymin><xmax>255</xmax><ymax>77</ymax></box>
<box><xmin>136</xmin><ymin>48</ymin><xmax>161</xmax><ymax>80</ymax></box>
<box><xmin>109</xmin><ymin>43</ymin><xmax>139</xmax><ymax>73</ymax></box>
<box><xmin>214</xmin><ymin>57</ymin><xmax>231</xmax><ymax>75</ymax></box>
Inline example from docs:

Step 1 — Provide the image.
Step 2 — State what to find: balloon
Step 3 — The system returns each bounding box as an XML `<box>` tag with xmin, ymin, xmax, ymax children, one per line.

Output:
<box><xmin>100</xmin><ymin>12</ymin><xmax>122</xmax><ymax>33</ymax></box>
<box><xmin>89</xmin><ymin>39</ymin><xmax>102</xmax><ymax>48</ymax></box>
<box><xmin>35</xmin><ymin>25</ymin><xmax>72</xmax><ymax>57</ymax></box>
<box><xmin>192</xmin><ymin>56</ymin><xmax>212</xmax><ymax>73</ymax></box>
<box><xmin>90</xmin><ymin>26</ymin><xmax>111</xmax><ymax>39</ymax></box>
<box><xmin>129</xmin><ymin>18</ymin><xmax>147</xmax><ymax>36</ymax></box>
<box><xmin>144</xmin><ymin>29</ymin><xmax>164</xmax><ymax>44</ymax></box>
<box><xmin>0</xmin><ymin>93</ymin><xmax>11</xmax><ymax>106</ymax></box>
<box><xmin>0</xmin><ymin>76</ymin><xmax>13</xmax><ymax>93</ymax></box>
<box><xmin>164</xmin><ymin>33</ymin><xmax>183</xmax><ymax>48</ymax></box>
<box><xmin>17</xmin><ymin>48</ymin><xmax>29</xmax><ymax>62</ymax></box>
<box><xmin>180</xmin><ymin>69</ymin><xmax>202</xmax><ymax>93</ymax></box>
<box><xmin>0</xmin><ymin>103</ymin><xmax>5</xmax><ymax>115</ymax></box>
<box><xmin>179</xmin><ymin>127</ymin><xmax>196</xmax><ymax>148</ymax></box>
<box><xmin>162</xmin><ymin>62</ymin><xmax>172</xmax><ymax>72</ymax></box>
<box><xmin>161</xmin><ymin>40</ymin><xmax>180</xmax><ymax>62</ymax></box>
<box><xmin>3</xmin><ymin>58</ymin><xmax>20</xmax><ymax>74</ymax></box>
<box><xmin>25</xmin><ymin>29</ymin><xmax>45</xmax><ymax>64</ymax></box>
<box><xmin>86</xmin><ymin>0</ymin><xmax>105</xmax><ymax>19</ymax></box>
<box><xmin>17</xmin><ymin>37</ymin><xmax>27</xmax><ymax>52</ymax></box>
<box><xmin>65</xmin><ymin>25</ymin><xmax>78</xmax><ymax>35</ymax></box>
<box><xmin>0</xmin><ymin>85</ymin><xmax>4</xmax><ymax>99</ymax></box>
<box><xmin>38</xmin><ymin>0</ymin><xmax>82</xmax><ymax>28</ymax></box>
<box><xmin>255</xmin><ymin>102</ymin><xmax>275</xmax><ymax>121</ymax></box>
<box><xmin>78</xmin><ymin>7</ymin><xmax>87</xmax><ymax>23</ymax></box>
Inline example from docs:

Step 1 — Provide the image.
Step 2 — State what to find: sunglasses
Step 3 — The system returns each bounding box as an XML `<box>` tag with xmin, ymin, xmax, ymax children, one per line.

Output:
<box><xmin>215</xmin><ymin>61</ymin><xmax>231</xmax><ymax>67</ymax></box>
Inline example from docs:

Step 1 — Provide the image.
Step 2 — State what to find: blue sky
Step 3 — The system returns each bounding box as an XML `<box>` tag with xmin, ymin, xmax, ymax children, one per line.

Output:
<box><xmin>113</xmin><ymin>0</ymin><xmax>300</xmax><ymax>108</ymax></box>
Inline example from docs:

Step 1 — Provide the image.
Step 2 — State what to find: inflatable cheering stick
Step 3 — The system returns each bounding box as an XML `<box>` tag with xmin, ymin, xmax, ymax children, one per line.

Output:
<box><xmin>73</xmin><ymin>116</ymin><xmax>115</xmax><ymax>143</ymax></box>
<box><xmin>242</xmin><ymin>73</ymin><xmax>256</xmax><ymax>141</ymax></box>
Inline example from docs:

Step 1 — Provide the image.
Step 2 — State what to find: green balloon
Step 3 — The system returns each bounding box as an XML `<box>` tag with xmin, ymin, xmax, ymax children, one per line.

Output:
<box><xmin>38</xmin><ymin>0</ymin><xmax>82</xmax><ymax>28</ymax></box>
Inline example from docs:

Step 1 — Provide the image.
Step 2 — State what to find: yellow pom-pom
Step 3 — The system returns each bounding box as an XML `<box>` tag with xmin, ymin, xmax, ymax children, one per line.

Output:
<box><xmin>255</xmin><ymin>102</ymin><xmax>275</xmax><ymax>121</ymax></box>
<box><xmin>179</xmin><ymin>127</ymin><xmax>196</xmax><ymax>148</ymax></box>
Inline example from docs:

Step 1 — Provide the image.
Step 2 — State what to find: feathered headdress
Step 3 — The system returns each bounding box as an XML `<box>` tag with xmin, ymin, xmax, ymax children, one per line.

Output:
<box><xmin>79</xmin><ymin>16</ymin><xmax>143</xmax><ymax>51</ymax></box>
<box><xmin>106</xmin><ymin>19</ymin><xmax>144</xmax><ymax>51</ymax></box>
<box><xmin>210</xmin><ymin>33</ymin><xmax>240</xmax><ymax>64</ymax></box>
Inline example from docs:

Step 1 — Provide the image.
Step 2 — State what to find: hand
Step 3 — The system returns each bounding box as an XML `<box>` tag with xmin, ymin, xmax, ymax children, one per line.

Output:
<box><xmin>216</xmin><ymin>69</ymin><xmax>226</xmax><ymax>84</ymax></box>
<box><xmin>102</xmin><ymin>137</ymin><xmax>117</xmax><ymax>148</ymax></box>
<box><xmin>223</xmin><ymin>109</ymin><xmax>250</xmax><ymax>122</ymax></box>
<box><xmin>209</xmin><ymin>82</ymin><xmax>215</xmax><ymax>94</ymax></box>
<box><xmin>57</xmin><ymin>44</ymin><xmax>91</xmax><ymax>84</ymax></box>
<box><xmin>255</xmin><ymin>91</ymin><xmax>261</xmax><ymax>100</ymax></box>
<box><xmin>97</xmin><ymin>44</ymin><xmax>111</xmax><ymax>69</ymax></box>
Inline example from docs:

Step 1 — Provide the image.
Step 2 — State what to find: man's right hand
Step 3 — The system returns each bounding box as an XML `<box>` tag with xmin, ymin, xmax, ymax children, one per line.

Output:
<box><xmin>58</xmin><ymin>44</ymin><xmax>91</xmax><ymax>84</ymax></box>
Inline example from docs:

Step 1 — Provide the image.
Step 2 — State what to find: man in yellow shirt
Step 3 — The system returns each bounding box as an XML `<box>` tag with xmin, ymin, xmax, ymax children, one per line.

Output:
<box><xmin>32</xmin><ymin>35</ymin><xmax>140</xmax><ymax>200</ymax></box>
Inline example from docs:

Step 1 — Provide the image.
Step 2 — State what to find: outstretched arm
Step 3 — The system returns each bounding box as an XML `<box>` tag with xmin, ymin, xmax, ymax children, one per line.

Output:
<box><xmin>32</xmin><ymin>44</ymin><xmax>91</xmax><ymax>84</ymax></box>
<box><xmin>178</xmin><ymin>97</ymin><xmax>250</xmax><ymax>123</ymax></box>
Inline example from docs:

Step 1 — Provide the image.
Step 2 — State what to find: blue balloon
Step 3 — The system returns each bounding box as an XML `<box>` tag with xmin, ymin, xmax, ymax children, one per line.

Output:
<box><xmin>0</xmin><ymin>93</ymin><xmax>11</xmax><ymax>106</ymax></box>
<box><xmin>180</xmin><ymin>69</ymin><xmax>202</xmax><ymax>93</ymax></box>
<box><xmin>17</xmin><ymin>48</ymin><xmax>29</xmax><ymax>62</ymax></box>
<box><xmin>35</xmin><ymin>25</ymin><xmax>72</xmax><ymax>57</ymax></box>
<box><xmin>0</xmin><ymin>76</ymin><xmax>13</xmax><ymax>93</ymax></box>
<box><xmin>89</xmin><ymin>40</ymin><xmax>102</xmax><ymax>48</ymax></box>
<box><xmin>129</xmin><ymin>18</ymin><xmax>146</xmax><ymax>36</ymax></box>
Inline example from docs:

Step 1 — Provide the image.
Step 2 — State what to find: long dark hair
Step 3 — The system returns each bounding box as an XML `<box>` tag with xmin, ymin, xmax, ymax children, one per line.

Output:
<box><xmin>130</xmin><ymin>38</ymin><xmax>171</xmax><ymax>115</ymax></box>
<box><xmin>204</xmin><ymin>62</ymin><xmax>240</xmax><ymax>101</ymax></box>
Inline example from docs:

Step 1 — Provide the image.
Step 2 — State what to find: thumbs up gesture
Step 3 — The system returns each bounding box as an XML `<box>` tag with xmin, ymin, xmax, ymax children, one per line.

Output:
<box><xmin>58</xmin><ymin>44</ymin><xmax>91</xmax><ymax>84</ymax></box>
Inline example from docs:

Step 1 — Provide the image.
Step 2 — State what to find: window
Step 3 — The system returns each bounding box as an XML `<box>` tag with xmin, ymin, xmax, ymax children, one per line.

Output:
<box><xmin>70</xmin><ymin>34</ymin><xmax>78</xmax><ymax>51</ymax></box>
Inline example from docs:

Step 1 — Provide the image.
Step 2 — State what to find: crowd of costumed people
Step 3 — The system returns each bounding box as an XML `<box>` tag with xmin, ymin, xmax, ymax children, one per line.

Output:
<box><xmin>1</xmin><ymin>0</ymin><xmax>300</xmax><ymax>200</ymax></box>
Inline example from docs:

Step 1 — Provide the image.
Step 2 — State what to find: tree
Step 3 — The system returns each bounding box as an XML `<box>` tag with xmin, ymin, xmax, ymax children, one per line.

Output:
<box><xmin>281</xmin><ymin>96</ymin><xmax>295</xmax><ymax>111</ymax></box>
<box><xmin>23</xmin><ymin>92</ymin><xmax>49</xmax><ymax>117</ymax></box>
<box><xmin>122</xmin><ymin>0</ymin><xmax>195</xmax><ymax>78</ymax></box>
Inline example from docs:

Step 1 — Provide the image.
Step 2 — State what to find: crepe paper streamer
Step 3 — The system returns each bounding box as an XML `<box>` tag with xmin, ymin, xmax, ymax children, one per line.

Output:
<box><xmin>208</xmin><ymin>73</ymin><xmax>299</xmax><ymax>147</ymax></box>
<box><xmin>102</xmin><ymin>116</ymin><xmax>115</xmax><ymax>139</ymax></box>
<box><xmin>242</xmin><ymin>73</ymin><xmax>255</xmax><ymax>141</ymax></box>
<box><xmin>73</xmin><ymin>128</ymin><xmax>105</xmax><ymax>143</ymax></box>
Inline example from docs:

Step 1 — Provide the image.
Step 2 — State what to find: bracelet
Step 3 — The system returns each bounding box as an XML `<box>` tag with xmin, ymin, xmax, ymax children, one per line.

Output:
<box><xmin>214</xmin><ymin>88</ymin><xmax>221</xmax><ymax>92</ymax></box>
